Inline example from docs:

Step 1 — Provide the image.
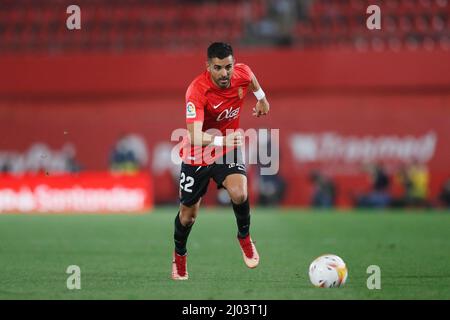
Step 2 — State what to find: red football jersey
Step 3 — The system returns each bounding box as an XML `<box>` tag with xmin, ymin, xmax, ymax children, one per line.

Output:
<box><xmin>179</xmin><ymin>63</ymin><xmax>254</xmax><ymax>166</ymax></box>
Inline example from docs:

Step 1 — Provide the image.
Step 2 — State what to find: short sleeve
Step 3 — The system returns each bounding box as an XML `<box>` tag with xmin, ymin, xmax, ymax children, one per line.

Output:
<box><xmin>185</xmin><ymin>84</ymin><xmax>206</xmax><ymax>123</ymax></box>
<box><xmin>236</xmin><ymin>63</ymin><xmax>254</xmax><ymax>84</ymax></box>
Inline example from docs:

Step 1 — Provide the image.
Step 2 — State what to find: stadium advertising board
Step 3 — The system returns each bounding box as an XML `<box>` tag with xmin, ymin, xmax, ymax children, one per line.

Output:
<box><xmin>0</xmin><ymin>172</ymin><xmax>153</xmax><ymax>213</ymax></box>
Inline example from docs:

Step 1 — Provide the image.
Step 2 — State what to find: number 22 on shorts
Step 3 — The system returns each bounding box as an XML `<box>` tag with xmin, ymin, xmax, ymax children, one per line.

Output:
<box><xmin>180</xmin><ymin>172</ymin><xmax>195</xmax><ymax>193</ymax></box>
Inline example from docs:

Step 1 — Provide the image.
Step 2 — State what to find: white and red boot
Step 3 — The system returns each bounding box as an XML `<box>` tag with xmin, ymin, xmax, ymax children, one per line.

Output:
<box><xmin>172</xmin><ymin>251</ymin><xmax>189</xmax><ymax>280</ymax></box>
<box><xmin>238</xmin><ymin>235</ymin><xmax>260</xmax><ymax>269</ymax></box>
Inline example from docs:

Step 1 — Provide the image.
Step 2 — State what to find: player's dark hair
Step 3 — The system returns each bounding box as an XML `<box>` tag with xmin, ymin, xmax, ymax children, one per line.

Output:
<box><xmin>207</xmin><ymin>42</ymin><xmax>233</xmax><ymax>60</ymax></box>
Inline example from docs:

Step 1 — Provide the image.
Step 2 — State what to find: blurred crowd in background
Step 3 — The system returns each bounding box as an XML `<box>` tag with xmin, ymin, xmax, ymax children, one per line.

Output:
<box><xmin>310</xmin><ymin>161</ymin><xmax>450</xmax><ymax>209</ymax></box>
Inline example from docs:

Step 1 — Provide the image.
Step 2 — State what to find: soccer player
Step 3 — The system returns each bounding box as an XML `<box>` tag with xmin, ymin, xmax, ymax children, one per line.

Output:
<box><xmin>172</xmin><ymin>42</ymin><xmax>270</xmax><ymax>280</ymax></box>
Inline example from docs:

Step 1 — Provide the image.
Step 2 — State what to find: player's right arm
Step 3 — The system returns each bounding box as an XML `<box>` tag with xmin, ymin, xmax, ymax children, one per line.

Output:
<box><xmin>187</xmin><ymin>121</ymin><xmax>242</xmax><ymax>147</ymax></box>
<box><xmin>185</xmin><ymin>83</ymin><xmax>241</xmax><ymax>147</ymax></box>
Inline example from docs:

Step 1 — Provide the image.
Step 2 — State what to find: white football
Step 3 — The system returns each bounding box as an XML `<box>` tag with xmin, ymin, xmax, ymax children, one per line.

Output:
<box><xmin>309</xmin><ymin>254</ymin><xmax>348</xmax><ymax>288</ymax></box>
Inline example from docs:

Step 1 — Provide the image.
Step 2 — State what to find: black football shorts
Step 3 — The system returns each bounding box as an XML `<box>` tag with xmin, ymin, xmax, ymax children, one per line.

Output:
<box><xmin>179</xmin><ymin>148</ymin><xmax>246</xmax><ymax>207</ymax></box>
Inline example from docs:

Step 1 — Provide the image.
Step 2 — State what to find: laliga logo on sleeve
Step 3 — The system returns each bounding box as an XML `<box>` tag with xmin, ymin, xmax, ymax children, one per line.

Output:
<box><xmin>186</xmin><ymin>102</ymin><xmax>196</xmax><ymax>119</ymax></box>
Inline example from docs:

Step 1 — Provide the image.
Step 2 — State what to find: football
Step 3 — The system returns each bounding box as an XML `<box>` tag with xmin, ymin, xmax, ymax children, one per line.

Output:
<box><xmin>309</xmin><ymin>254</ymin><xmax>348</xmax><ymax>288</ymax></box>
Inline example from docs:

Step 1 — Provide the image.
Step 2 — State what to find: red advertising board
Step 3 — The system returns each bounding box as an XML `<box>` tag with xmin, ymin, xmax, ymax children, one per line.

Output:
<box><xmin>0</xmin><ymin>93</ymin><xmax>448</xmax><ymax>207</ymax></box>
<box><xmin>0</xmin><ymin>48</ymin><xmax>449</xmax><ymax>208</ymax></box>
<box><xmin>0</xmin><ymin>172</ymin><xmax>153</xmax><ymax>213</ymax></box>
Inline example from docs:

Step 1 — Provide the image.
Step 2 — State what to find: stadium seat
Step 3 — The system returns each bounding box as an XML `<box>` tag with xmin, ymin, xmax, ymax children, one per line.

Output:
<box><xmin>0</xmin><ymin>0</ymin><xmax>447</xmax><ymax>52</ymax></box>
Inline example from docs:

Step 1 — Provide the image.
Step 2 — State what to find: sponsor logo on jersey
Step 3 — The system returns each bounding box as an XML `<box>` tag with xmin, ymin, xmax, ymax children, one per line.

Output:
<box><xmin>186</xmin><ymin>102</ymin><xmax>196</xmax><ymax>119</ymax></box>
<box><xmin>217</xmin><ymin>106</ymin><xmax>240</xmax><ymax>121</ymax></box>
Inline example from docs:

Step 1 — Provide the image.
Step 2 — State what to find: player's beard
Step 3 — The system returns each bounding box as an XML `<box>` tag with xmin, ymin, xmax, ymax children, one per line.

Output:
<box><xmin>218</xmin><ymin>77</ymin><xmax>229</xmax><ymax>88</ymax></box>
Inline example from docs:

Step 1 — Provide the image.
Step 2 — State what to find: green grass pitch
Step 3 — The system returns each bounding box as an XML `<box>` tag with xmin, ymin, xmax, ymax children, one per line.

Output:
<box><xmin>0</xmin><ymin>207</ymin><xmax>449</xmax><ymax>300</ymax></box>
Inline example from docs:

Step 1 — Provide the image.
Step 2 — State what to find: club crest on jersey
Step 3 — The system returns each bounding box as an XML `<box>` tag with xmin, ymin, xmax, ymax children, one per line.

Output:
<box><xmin>238</xmin><ymin>87</ymin><xmax>243</xmax><ymax>99</ymax></box>
<box><xmin>186</xmin><ymin>102</ymin><xmax>196</xmax><ymax>119</ymax></box>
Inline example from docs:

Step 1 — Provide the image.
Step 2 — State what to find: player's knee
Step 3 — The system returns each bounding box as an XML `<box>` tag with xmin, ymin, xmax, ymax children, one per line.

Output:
<box><xmin>180</xmin><ymin>205</ymin><xmax>198</xmax><ymax>226</ymax></box>
<box><xmin>180</xmin><ymin>212</ymin><xmax>196</xmax><ymax>226</ymax></box>
<box><xmin>185</xmin><ymin>216</ymin><xmax>196</xmax><ymax>226</ymax></box>
<box><xmin>229</xmin><ymin>188</ymin><xmax>248</xmax><ymax>205</ymax></box>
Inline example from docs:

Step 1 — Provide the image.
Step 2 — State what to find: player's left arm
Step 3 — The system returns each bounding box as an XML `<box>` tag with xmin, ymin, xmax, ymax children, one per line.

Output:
<box><xmin>249</xmin><ymin>74</ymin><xmax>270</xmax><ymax>117</ymax></box>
